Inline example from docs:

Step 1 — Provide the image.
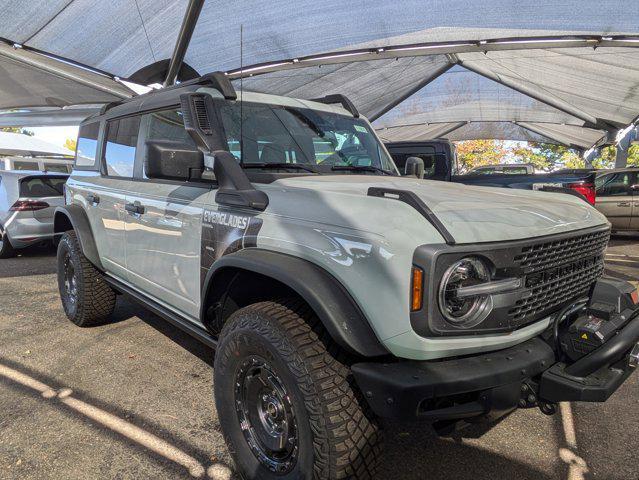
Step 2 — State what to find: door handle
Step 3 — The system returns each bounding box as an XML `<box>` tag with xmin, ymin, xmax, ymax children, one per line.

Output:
<box><xmin>87</xmin><ymin>193</ymin><xmax>100</xmax><ymax>205</ymax></box>
<box><xmin>125</xmin><ymin>202</ymin><xmax>145</xmax><ymax>215</ymax></box>
<box><xmin>617</xmin><ymin>201</ymin><xmax>631</xmax><ymax>207</ymax></box>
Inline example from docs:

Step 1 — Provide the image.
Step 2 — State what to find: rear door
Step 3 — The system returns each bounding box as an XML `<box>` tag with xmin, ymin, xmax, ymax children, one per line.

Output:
<box><xmin>123</xmin><ymin>108</ymin><xmax>214</xmax><ymax>320</ymax></box>
<box><xmin>594</xmin><ymin>171</ymin><xmax>636</xmax><ymax>230</ymax></box>
<box><xmin>76</xmin><ymin>117</ymin><xmax>142</xmax><ymax>280</ymax></box>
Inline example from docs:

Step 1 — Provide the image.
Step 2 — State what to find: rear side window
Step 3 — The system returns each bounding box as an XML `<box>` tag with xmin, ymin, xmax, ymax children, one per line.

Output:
<box><xmin>13</xmin><ymin>160</ymin><xmax>39</xmax><ymax>170</ymax></box>
<box><xmin>145</xmin><ymin>108</ymin><xmax>197</xmax><ymax>179</ymax></box>
<box><xmin>43</xmin><ymin>163</ymin><xmax>72</xmax><ymax>173</ymax></box>
<box><xmin>104</xmin><ymin>116</ymin><xmax>141</xmax><ymax>177</ymax></box>
<box><xmin>76</xmin><ymin>122</ymin><xmax>100</xmax><ymax>168</ymax></box>
<box><xmin>19</xmin><ymin>177</ymin><xmax>66</xmax><ymax>197</ymax></box>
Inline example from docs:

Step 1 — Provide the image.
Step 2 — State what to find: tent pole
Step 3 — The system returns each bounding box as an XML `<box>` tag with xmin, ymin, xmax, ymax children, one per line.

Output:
<box><xmin>164</xmin><ymin>0</ymin><xmax>205</xmax><ymax>87</ymax></box>
<box><xmin>426</xmin><ymin>121</ymin><xmax>468</xmax><ymax>138</ymax></box>
<box><xmin>368</xmin><ymin>62</ymin><xmax>454</xmax><ymax>122</ymax></box>
<box><xmin>514</xmin><ymin>122</ymin><xmax>583</xmax><ymax>149</ymax></box>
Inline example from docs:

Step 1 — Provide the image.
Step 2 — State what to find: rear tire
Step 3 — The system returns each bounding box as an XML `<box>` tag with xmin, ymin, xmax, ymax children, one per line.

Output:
<box><xmin>214</xmin><ymin>299</ymin><xmax>381</xmax><ymax>479</ymax></box>
<box><xmin>0</xmin><ymin>228</ymin><xmax>15</xmax><ymax>258</ymax></box>
<box><xmin>57</xmin><ymin>230</ymin><xmax>116</xmax><ymax>326</ymax></box>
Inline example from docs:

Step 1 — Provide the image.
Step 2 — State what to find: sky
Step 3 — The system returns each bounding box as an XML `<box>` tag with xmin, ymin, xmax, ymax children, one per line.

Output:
<box><xmin>29</xmin><ymin>126</ymin><xmax>79</xmax><ymax>152</ymax></box>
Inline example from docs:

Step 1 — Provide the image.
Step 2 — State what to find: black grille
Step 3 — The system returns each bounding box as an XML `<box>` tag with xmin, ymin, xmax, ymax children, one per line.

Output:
<box><xmin>513</xmin><ymin>228</ymin><xmax>609</xmax><ymax>274</ymax></box>
<box><xmin>508</xmin><ymin>229</ymin><xmax>609</xmax><ymax>323</ymax></box>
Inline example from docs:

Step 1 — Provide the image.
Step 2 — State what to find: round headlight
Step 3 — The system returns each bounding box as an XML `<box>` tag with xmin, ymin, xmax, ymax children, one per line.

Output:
<box><xmin>438</xmin><ymin>257</ymin><xmax>492</xmax><ymax>327</ymax></box>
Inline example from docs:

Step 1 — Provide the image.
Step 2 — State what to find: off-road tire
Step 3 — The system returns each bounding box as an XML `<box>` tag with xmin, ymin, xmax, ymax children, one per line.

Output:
<box><xmin>214</xmin><ymin>299</ymin><xmax>382</xmax><ymax>479</ymax></box>
<box><xmin>57</xmin><ymin>230</ymin><xmax>116</xmax><ymax>326</ymax></box>
<box><xmin>0</xmin><ymin>228</ymin><xmax>15</xmax><ymax>258</ymax></box>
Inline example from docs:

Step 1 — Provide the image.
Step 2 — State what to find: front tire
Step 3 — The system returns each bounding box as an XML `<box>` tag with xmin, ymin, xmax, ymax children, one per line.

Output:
<box><xmin>214</xmin><ymin>300</ymin><xmax>381</xmax><ymax>479</ymax></box>
<box><xmin>57</xmin><ymin>230</ymin><xmax>116</xmax><ymax>326</ymax></box>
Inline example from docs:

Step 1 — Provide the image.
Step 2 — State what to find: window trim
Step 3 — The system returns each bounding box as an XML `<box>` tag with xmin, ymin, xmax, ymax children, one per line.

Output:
<box><xmin>100</xmin><ymin>114</ymin><xmax>143</xmax><ymax>179</ymax></box>
<box><xmin>73</xmin><ymin>120</ymin><xmax>102</xmax><ymax>172</ymax></box>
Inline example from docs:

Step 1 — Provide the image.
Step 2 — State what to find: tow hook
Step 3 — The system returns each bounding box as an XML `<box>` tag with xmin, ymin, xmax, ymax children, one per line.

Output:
<box><xmin>519</xmin><ymin>381</ymin><xmax>557</xmax><ymax>415</ymax></box>
<box><xmin>539</xmin><ymin>401</ymin><xmax>557</xmax><ymax>416</ymax></box>
<box><xmin>629</xmin><ymin>343</ymin><xmax>639</xmax><ymax>369</ymax></box>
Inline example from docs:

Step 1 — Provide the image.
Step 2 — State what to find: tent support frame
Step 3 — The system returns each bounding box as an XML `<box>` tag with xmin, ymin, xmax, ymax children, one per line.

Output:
<box><xmin>514</xmin><ymin>122</ymin><xmax>587</xmax><ymax>149</ymax></box>
<box><xmin>368</xmin><ymin>61</ymin><xmax>455</xmax><ymax>122</ymax></box>
<box><xmin>163</xmin><ymin>0</ymin><xmax>205</xmax><ymax>87</ymax></box>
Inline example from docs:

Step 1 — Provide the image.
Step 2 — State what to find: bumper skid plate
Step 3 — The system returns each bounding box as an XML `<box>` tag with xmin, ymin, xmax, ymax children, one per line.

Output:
<box><xmin>353</xmin><ymin>316</ymin><xmax>639</xmax><ymax>421</ymax></box>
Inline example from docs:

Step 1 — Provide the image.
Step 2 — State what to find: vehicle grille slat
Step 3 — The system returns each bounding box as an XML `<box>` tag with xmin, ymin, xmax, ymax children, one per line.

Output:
<box><xmin>508</xmin><ymin>229</ymin><xmax>609</xmax><ymax>324</ymax></box>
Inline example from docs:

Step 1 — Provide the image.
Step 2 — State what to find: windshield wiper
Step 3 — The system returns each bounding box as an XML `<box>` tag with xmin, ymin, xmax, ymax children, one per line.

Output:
<box><xmin>331</xmin><ymin>165</ymin><xmax>395</xmax><ymax>176</ymax></box>
<box><xmin>242</xmin><ymin>163</ymin><xmax>318</xmax><ymax>173</ymax></box>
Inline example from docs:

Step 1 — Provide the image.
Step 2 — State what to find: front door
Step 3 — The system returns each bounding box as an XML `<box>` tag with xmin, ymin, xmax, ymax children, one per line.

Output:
<box><xmin>595</xmin><ymin>171</ymin><xmax>636</xmax><ymax>230</ymax></box>
<box><xmin>123</xmin><ymin>108</ymin><xmax>213</xmax><ymax>321</ymax></box>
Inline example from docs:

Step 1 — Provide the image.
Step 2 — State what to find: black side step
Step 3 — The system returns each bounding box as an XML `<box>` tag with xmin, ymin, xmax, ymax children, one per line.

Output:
<box><xmin>367</xmin><ymin>187</ymin><xmax>456</xmax><ymax>245</ymax></box>
<box><xmin>104</xmin><ymin>276</ymin><xmax>217</xmax><ymax>349</ymax></box>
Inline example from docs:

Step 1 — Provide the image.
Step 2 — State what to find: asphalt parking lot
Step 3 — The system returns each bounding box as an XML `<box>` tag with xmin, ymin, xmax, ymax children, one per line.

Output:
<box><xmin>1</xmin><ymin>238</ymin><xmax>638</xmax><ymax>480</ymax></box>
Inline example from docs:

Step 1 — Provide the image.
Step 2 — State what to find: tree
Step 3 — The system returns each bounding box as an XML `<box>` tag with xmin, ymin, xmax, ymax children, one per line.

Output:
<box><xmin>64</xmin><ymin>138</ymin><xmax>77</xmax><ymax>153</ymax></box>
<box><xmin>455</xmin><ymin>140</ymin><xmax>510</xmax><ymax>173</ymax></box>
<box><xmin>0</xmin><ymin>127</ymin><xmax>34</xmax><ymax>136</ymax></box>
<box><xmin>510</xmin><ymin>143</ymin><xmax>581</xmax><ymax>171</ymax></box>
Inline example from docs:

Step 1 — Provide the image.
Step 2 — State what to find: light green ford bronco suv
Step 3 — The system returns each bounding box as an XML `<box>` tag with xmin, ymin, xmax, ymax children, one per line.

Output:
<box><xmin>54</xmin><ymin>73</ymin><xmax>639</xmax><ymax>479</ymax></box>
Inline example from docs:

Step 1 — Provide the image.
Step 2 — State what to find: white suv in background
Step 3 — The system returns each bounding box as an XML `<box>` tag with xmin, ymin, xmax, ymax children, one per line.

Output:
<box><xmin>0</xmin><ymin>170</ymin><xmax>68</xmax><ymax>257</ymax></box>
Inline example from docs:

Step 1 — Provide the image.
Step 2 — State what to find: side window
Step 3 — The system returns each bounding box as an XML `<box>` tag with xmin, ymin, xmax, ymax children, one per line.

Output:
<box><xmin>13</xmin><ymin>160</ymin><xmax>39</xmax><ymax>170</ymax></box>
<box><xmin>75</xmin><ymin>122</ymin><xmax>100</xmax><ymax>168</ymax></box>
<box><xmin>144</xmin><ymin>108</ymin><xmax>197</xmax><ymax>178</ymax></box>
<box><xmin>104</xmin><ymin>116</ymin><xmax>141</xmax><ymax>178</ymax></box>
<box><xmin>596</xmin><ymin>172</ymin><xmax>632</xmax><ymax>196</ymax></box>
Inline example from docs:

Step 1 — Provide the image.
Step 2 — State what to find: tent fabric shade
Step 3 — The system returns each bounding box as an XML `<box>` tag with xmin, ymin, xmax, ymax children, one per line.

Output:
<box><xmin>0</xmin><ymin>131</ymin><xmax>72</xmax><ymax>156</ymax></box>
<box><xmin>0</xmin><ymin>40</ymin><xmax>133</xmax><ymax>114</ymax></box>
<box><xmin>2</xmin><ymin>0</ymin><xmax>636</xmax><ymax>77</ymax></box>
<box><xmin>0</xmin><ymin>0</ymin><xmax>638</xmax><ymax>146</ymax></box>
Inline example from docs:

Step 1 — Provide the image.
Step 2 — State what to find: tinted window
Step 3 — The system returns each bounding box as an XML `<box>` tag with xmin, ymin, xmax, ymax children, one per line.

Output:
<box><xmin>104</xmin><ymin>116</ymin><xmax>141</xmax><ymax>177</ymax></box>
<box><xmin>43</xmin><ymin>163</ymin><xmax>72</xmax><ymax>173</ymax></box>
<box><xmin>389</xmin><ymin>150</ymin><xmax>448</xmax><ymax>180</ymax></box>
<box><xmin>19</xmin><ymin>177</ymin><xmax>67</xmax><ymax>197</ymax></box>
<box><xmin>13</xmin><ymin>160</ymin><xmax>39</xmax><ymax>170</ymax></box>
<box><xmin>76</xmin><ymin>122</ymin><xmax>100</xmax><ymax>167</ymax></box>
<box><xmin>145</xmin><ymin>108</ymin><xmax>197</xmax><ymax>178</ymax></box>
<box><xmin>596</xmin><ymin>172</ymin><xmax>633</xmax><ymax>196</ymax></box>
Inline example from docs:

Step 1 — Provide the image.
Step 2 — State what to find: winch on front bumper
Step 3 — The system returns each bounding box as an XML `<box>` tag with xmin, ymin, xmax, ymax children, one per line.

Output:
<box><xmin>352</xmin><ymin>277</ymin><xmax>639</xmax><ymax>424</ymax></box>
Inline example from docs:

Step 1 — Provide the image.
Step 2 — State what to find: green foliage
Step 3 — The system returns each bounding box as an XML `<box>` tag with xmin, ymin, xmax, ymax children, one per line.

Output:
<box><xmin>454</xmin><ymin>140</ymin><xmax>639</xmax><ymax>172</ymax></box>
<box><xmin>455</xmin><ymin>140</ymin><xmax>510</xmax><ymax>173</ymax></box>
<box><xmin>0</xmin><ymin>127</ymin><xmax>34</xmax><ymax>136</ymax></box>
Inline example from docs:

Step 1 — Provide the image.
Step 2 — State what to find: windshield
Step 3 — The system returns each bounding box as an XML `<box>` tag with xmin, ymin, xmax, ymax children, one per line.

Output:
<box><xmin>218</xmin><ymin>101</ymin><xmax>397</xmax><ymax>175</ymax></box>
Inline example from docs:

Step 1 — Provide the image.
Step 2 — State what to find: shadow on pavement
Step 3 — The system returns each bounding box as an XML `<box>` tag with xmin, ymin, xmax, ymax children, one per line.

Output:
<box><xmin>0</xmin><ymin>357</ymin><xmax>232</xmax><ymax>479</ymax></box>
<box><xmin>107</xmin><ymin>297</ymin><xmax>215</xmax><ymax>367</ymax></box>
<box><xmin>0</xmin><ymin>243</ymin><xmax>57</xmax><ymax>278</ymax></box>
<box><xmin>379</xmin><ymin>422</ymin><xmax>553</xmax><ymax>480</ymax></box>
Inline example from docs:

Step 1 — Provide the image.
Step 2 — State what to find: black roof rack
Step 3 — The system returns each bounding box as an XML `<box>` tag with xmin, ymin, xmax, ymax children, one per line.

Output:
<box><xmin>99</xmin><ymin>71</ymin><xmax>237</xmax><ymax>115</ymax></box>
<box><xmin>311</xmin><ymin>94</ymin><xmax>359</xmax><ymax>118</ymax></box>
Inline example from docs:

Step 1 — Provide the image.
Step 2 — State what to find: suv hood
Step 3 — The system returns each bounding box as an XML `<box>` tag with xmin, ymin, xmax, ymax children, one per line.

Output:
<box><xmin>269</xmin><ymin>175</ymin><xmax>608</xmax><ymax>244</ymax></box>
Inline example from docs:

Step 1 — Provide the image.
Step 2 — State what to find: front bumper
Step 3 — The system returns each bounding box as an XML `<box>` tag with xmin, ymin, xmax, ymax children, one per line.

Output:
<box><xmin>352</xmin><ymin>316</ymin><xmax>639</xmax><ymax>421</ymax></box>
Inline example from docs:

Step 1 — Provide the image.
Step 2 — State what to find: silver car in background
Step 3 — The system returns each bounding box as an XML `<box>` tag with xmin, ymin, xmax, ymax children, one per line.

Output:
<box><xmin>0</xmin><ymin>170</ymin><xmax>68</xmax><ymax>258</ymax></box>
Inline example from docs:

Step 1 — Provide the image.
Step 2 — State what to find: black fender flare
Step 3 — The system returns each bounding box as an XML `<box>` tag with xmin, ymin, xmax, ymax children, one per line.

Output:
<box><xmin>202</xmin><ymin>249</ymin><xmax>388</xmax><ymax>357</ymax></box>
<box><xmin>54</xmin><ymin>205</ymin><xmax>103</xmax><ymax>270</ymax></box>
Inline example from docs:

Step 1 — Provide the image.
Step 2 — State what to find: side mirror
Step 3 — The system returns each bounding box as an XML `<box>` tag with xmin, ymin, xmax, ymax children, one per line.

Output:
<box><xmin>404</xmin><ymin>156</ymin><xmax>425</xmax><ymax>179</ymax></box>
<box><xmin>145</xmin><ymin>140</ymin><xmax>204</xmax><ymax>182</ymax></box>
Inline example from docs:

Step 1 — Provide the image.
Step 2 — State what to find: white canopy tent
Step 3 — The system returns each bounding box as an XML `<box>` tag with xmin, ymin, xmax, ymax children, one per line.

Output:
<box><xmin>0</xmin><ymin>131</ymin><xmax>71</xmax><ymax>156</ymax></box>
<box><xmin>0</xmin><ymin>0</ymin><xmax>638</xmax><ymax>152</ymax></box>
